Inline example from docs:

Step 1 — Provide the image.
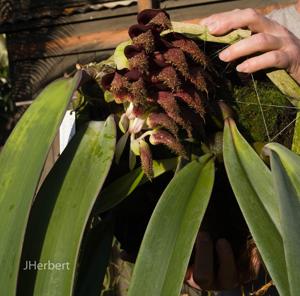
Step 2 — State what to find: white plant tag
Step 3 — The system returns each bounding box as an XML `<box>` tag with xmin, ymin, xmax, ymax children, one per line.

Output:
<box><xmin>59</xmin><ymin>110</ymin><xmax>76</xmax><ymax>153</ymax></box>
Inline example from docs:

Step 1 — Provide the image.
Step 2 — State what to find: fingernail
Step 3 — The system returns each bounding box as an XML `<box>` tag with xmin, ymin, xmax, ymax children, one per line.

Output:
<box><xmin>236</xmin><ymin>64</ymin><xmax>247</xmax><ymax>72</ymax></box>
<box><xmin>200</xmin><ymin>17</ymin><xmax>209</xmax><ymax>25</ymax></box>
<box><xmin>219</xmin><ymin>49</ymin><xmax>230</xmax><ymax>61</ymax></box>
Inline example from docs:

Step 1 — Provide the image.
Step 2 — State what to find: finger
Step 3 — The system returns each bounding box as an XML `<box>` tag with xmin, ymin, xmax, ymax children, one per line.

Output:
<box><xmin>185</xmin><ymin>265</ymin><xmax>201</xmax><ymax>290</ymax></box>
<box><xmin>219</xmin><ymin>33</ymin><xmax>282</xmax><ymax>62</ymax></box>
<box><xmin>193</xmin><ymin>232</ymin><xmax>214</xmax><ymax>289</ymax></box>
<box><xmin>201</xmin><ymin>8</ymin><xmax>279</xmax><ymax>35</ymax></box>
<box><xmin>236</xmin><ymin>50</ymin><xmax>289</xmax><ymax>73</ymax></box>
<box><xmin>216</xmin><ymin>239</ymin><xmax>238</xmax><ymax>290</ymax></box>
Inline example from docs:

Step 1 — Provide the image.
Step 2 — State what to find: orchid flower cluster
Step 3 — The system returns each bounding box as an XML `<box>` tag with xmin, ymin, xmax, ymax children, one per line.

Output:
<box><xmin>101</xmin><ymin>9</ymin><xmax>215</xmax><ymax>178</ymax></box>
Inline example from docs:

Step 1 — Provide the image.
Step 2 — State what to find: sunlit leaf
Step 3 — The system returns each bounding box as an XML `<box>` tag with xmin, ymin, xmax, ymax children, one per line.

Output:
<box><xmin>223</xmin><ymin>118</ymin><xmax>290</xmax><ymax>296</ymax></box>
<box><xmin>128</xmin><ymin>155</ymin><xmax>214</xmax><ymax>296</ymax></box>
<box><xmin>19</xmin><ymin>118</ymin><xmax>116</xmax><ymax>296</ymax></box>
<box><xmin>265</xmin><ymin>143</ymin><xmax>300</xmax><ymax>296</ymax></box>
<box><xmin>114</xmin><ymin>40</ymin><xmax>131</xmax><ymax>70</ymax></box>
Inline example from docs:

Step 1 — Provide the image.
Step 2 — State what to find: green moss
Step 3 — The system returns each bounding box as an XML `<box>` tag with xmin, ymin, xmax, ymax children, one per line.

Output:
<box><xmin>231</xmin><ymin>81</ymin><xmax>296</xmax><ymax>147</ymax></box>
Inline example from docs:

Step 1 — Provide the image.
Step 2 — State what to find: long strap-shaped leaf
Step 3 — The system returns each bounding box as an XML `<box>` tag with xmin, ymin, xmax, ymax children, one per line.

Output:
<box><xmin>0</xmin><ymin>71</ymin><xmax>82</xmax><ymax>295</ymax></box>
<box><xmin>223</xmin><ymin>118</ymin><xmax>290</xmax><ymax>296</ymax></box>
<box><xmin>265</xmin><ymin>143</ymin><xmax>300</xmax><ymax>296</ymax></box>
<box><xmin>128</xmin><ymin>154</ymin><xmax>214</xmax><ymax>296</ymax></box>
<box><xmin>20</xmin><ymin>118</ymin><xmax>116</xmax><ymax>296</ymax></box>
<box><xmin>75</xmin><ymin>216</ymin><xmax>114</xmax><ymax>296</ymax></box>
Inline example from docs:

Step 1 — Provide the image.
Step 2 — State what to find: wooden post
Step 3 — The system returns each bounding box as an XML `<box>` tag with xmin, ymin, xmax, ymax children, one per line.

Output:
<box><xmin>138</xmin><ymin>0</ymin><xmax>160</xmax><ymax>12</ymax></box>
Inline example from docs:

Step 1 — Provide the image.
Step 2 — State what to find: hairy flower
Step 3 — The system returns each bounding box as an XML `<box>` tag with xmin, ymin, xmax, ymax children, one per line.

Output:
<box><xmin>175</xmin><ymin>90</ymin><xmax>205</xmax><ymax>118</ymax></box>
<box><xmin>157</xmin><ymin>91</ymin><xmax>192</xmax><ymax>138</ymax></box>
<box><xmin>129</xmin><ymin>78</ymin><xmax>148</xmax><ymax>104</ymax></box>
<box><xmin>147</xmin><ymin>112</ymin><xmax>179</xmax><ymax>137</ymax></box>
<box><xmin>163</xmin><ymin>48</ymin><xmax>189</xmax><ymax>78</ymax></box>
<box><xmin>149</xmin><ymin>130</ymin><xmax>187</xmax><ymax>157</ymax></box>
<box><xmin>139</xmin><ymin>140</ymin><xmax>154</xmax><ymax>179</ymax></box>
<box><xmin>125</xmin><ymin>46</ymin><xmax>149</xmax><ymax>74</ymax></box>
<box><xmin>188</xmin><ymin>67</ymin><xmax>208</xmax><ymax>93</ymax></box>
<box><xmin>156</xmin><ymin>66</ymin><xmax>181</xmax><ymax>91</ymax></box>
<box><xmin>129</xmin><ymin>25</ymin><xmax>156</xmax><ymax>53</ymax></box>
<box><xmin>137</xmin><ymin>9</ymin><xmax>171</xmax><ymax>31</ymax></box>
<box><xmin>103</xmin><ymin>72</ymin><xmax>130</xmax><ymax>103</ymax></box>
<box><xmin>171</xmin><ymin>38</ymin><xmax>208</xmax><ymax>67</ymax></box>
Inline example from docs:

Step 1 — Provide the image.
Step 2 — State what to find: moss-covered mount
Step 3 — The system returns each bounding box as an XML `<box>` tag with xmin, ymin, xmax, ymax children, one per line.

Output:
<box><xmin>231</xmin><ymin>81</ymin><xmax>296</xmax><ymax>147</ymax></box>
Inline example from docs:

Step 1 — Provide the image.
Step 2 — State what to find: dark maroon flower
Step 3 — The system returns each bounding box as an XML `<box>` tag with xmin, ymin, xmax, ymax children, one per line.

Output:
<box><xmin>137</xmin><ymin>9</ymin><xmax>171</xmax><ymax>32</ymax></box>
<box><xmin>129</xmin><ymin>78</ymin><xmax>147</xmax><ymax>104</ymax></box>
<box><xmin>188</xmin><ymin>67</ymin><xmax>208</xmax><ymax>93</ymax></box>
<box><xmin>128</xmin><ymin>24</ymin><xmax>156</xmax><ymax>53</ymax></box>
<box><xmin>175</xmin><ymin>90</ymin><xmax>205</xmax><ymax>118</ymax></box>
<box><xmin>157</xmin><ymin>91</ymin><xmax>192</xmax><ymax>138</ymax></box>
<box><xmin>101</xmin><ymin>72</ymin><xmax>115</xmax><ymax>91</ymax></box>
<box><xmin>152</xmin><ymin>51</ymin><xmax>167</xmax><ymax>67</ymax></box>
<box><xmin>124</xmin><ymin>69</ymin><xmax>141</xmax><ymax>81</ymax></box>
<box><xmin>163</xmin><ymin>48</ymin><xmax>189</xmax><ymax>78</ymax></box>
<box><xmin>147</xmin><ymin>112</ymin><xmax>179</xmax><ymax>137</ymax></box>
<box><xmin>156</xmin><ymin>66</ymin><xmax>181</xmax><ymax>91</ymax></box>
<box><xmin>171</xmin><ymin>38</ymin><xmax>208</xmax><ymax>67</ymax></box>
<box><xmin>103</xmin><ymin>72</ymin><xmax>130</xmax><ymax>103</ymax></box>
<box><xmin>125</xmin><ymin>45</ymin><xmax>149</xmax><ymax>74</ymax></box>
<box><xmin>150</xmin><ymin>130</ymin><xmax>187</xmax><ymax>158</ymax></box>
<box><xmin>139</xmin><ymin>140</ymin><xmax>154</xmax><ymax>179</ymax></box>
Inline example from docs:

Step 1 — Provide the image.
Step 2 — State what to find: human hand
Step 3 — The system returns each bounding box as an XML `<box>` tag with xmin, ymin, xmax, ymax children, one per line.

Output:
<box><xmin>200</xmin><ymin>8</ymin><xmax>300</xmax><ymax>84</ymax></box>
<box><xmin>185</xmin><ymin>232</ymin><xmax>261</xmax><ymax>291</ymax></box>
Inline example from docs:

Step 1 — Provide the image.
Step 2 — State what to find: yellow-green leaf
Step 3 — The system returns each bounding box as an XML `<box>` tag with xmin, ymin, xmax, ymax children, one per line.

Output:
<box><xmin>223</xmin><ymin>118</ymin><xmax>290</xmax><ymax>296</ymax></box>
<box><xmin>265</xmin><ymin>143</ymin><xmax>300</xmax><ymax>296</ymax></box>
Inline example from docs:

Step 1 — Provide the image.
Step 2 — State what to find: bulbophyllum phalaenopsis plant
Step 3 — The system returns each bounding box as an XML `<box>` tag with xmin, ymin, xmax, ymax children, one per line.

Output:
<box><xmin>0</xmin><ymin>8</ymin><xmax>299</xmax><ymax>296</ymax></box>
<box><xmin>93</xmin><ymin>9</ymin><xmax>299</xmax><ymax>295</ymax></box>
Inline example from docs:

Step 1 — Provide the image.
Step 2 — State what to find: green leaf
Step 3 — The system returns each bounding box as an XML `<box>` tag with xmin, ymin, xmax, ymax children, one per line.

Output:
<box><xmin>223</xmin><ymin>118</ymin><xmax>290</xmax><ymax>296</ymax></box>
<box><xmin>20</xmin><ymin>118</ymin><xmax>116</xmax><ymax>296</ymax></box>
<box><xmin>267</xmin><ymin>70</ymin><xmax>300</xmax><ymax>103</ymax></box>
<box><xmin>114</xmin><ymin>40</ymin><xmax>131</xmax><ymax>70</ymax></box>
<box><xmin>128</xmin><ymin>155</ymin><xmax>214</xmax><ymax>296</ymax></box>
<box><xmin>0</xmin><ymin>34</ymin><xmax>8</xmax><ymax>68</ymax></box>
<box><xmin>265</xmin><ymin>143</ymin><xmax>300</xmax><ymax>296</ymax></box>
<box><xmin>95</xmin><ymin>158</ymin><xmax>178</xmax><ymax>214</ymax></box>
<box><xmin>170</xmin><ymin>21</ymin><xmax>251</xmax><ymax>44</ymax></box>
<box><xmin>292</xmin><ymin>109</ymin><xmax>300</xmax><ymax>154</ymax></box>
<box><xmin>104</xmin><ymin>90</ymin><xmax>116</xmax><ymax>103</ymax></box>
<box><xmin>115</xmin><ymin>132</ymin><xmax>129</xmax><ymax>164</ymax></box>
<box><xmin>75</xmin><ymin>216</ymin><xmax>114</xmax><ymax>296</ymax></box>
<box><xmin>0</xmin><ymin>71</ymin><xmax>82</xmax><ymax>295</ymax></box>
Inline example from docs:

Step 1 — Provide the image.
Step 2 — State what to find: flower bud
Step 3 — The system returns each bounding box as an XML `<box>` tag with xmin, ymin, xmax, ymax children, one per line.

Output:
<box><xmin>119</xmin><ymin>113</ymin><xmax>129</xmax><ymax>133</ymax></box>
<box><xmin>139</xmin><ymin>140</ymin><xmax>154</xmax><ymax>179</ymax></box>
